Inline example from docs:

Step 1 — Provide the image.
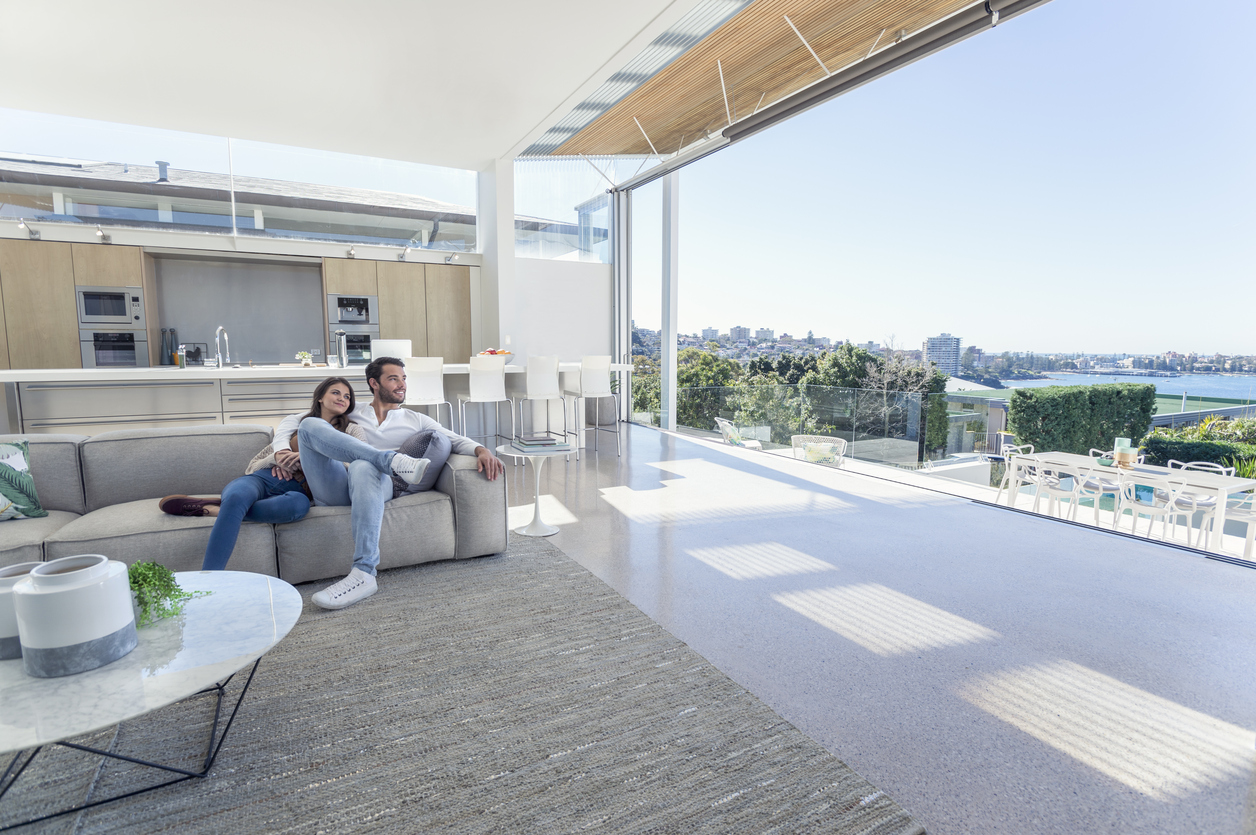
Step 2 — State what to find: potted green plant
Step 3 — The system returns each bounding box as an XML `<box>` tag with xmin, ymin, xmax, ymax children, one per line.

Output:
<box><xmin>295</xmin><ymin>351</ymin><xmax>314</xmax><ymax>367</ymax></box>
<box><xmin>128</xmin><ymin>561</ymin><xmax>209</xmax><ymax>627</ymax></box>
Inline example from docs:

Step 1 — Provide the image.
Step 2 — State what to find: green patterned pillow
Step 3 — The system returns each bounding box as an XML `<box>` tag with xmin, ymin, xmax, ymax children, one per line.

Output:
<box><xmin>0</xmin><ymin>441</ymin><xmax>47</xmax><ymax>521</ymax></box>
<box><xmin>802</xmin><ymin>442</ymin><xmax>841</xmax><ymax>464</ymax></box>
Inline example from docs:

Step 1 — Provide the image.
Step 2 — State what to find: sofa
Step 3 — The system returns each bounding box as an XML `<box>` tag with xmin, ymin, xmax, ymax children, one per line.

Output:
<box><xmin>1</xmin><ymin>425</ymin><xmax>508</xmax><ymax>584</ymax></box>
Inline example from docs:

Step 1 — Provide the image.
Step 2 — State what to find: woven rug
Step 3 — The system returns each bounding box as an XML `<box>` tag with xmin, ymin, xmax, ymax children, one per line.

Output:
<box><xmin>3</xmin><ymin>535</ymin><xmax>924</xmax><ymax>835</ymax></box>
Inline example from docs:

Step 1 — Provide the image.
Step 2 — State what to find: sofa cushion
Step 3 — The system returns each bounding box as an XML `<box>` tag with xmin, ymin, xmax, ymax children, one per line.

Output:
<box><xmin>43</xmin><ymin>498</ymin><xmax>278</xmax><ymax>577</ymax></box>
<box><xmin>437</xmin><ymin>454</ymin><xmax>507</xmax><ymax>559</ymax></box>
<box><xmin>0</xmin><ymin>511</ymin><xmax>80</xmax><ymax>567</ymax></box>
<box><xmin>275</xmin><ymin>490</ymin><xmax>455</xmax><ymax>585</ymax></box>
<box><xmin>80</xmin><ymin>425</ymin><xmax>272</xmax><ymax>513</ymax></box>
<box><xmin>0</xmin><ymin>434</ymin><xmax>87</xmax><ymax>515</ymax></box>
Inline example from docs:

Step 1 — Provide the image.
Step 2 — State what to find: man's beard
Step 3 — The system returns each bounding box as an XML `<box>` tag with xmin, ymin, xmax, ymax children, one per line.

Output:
<box><xmin>379</xmin><ymin>387</ymin><xmax>405</xmax><ymax>404</ymax></box>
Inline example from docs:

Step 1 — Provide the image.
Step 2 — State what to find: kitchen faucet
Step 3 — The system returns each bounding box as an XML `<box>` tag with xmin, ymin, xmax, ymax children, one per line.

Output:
<box><xmin>215</xmin><ymin>326</ymin><xmax>230</xmax><ymax>367</ymax></box>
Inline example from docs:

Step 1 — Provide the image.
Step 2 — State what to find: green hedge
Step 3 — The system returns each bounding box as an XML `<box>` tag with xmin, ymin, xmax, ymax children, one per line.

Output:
<box><xmin>1141</xmin><ymin>436</ymin><xmax>1256</xmax><ymax>467</ymax></box>
<box><xmin>1008</xmin><ymin>383</ymin><xmax>1155</xmax><ymax>455</ymax></box>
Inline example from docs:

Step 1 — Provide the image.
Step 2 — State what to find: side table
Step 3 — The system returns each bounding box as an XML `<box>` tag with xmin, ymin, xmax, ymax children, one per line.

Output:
<box><xmin>497</xmin><ymin>443</ymin><xmax>570</xmax><ymax>536</ymax></box>
<box><xmin>0</xmin><ymin>571</ymin><xmax>302</xmax><ymax>830</ymax></box>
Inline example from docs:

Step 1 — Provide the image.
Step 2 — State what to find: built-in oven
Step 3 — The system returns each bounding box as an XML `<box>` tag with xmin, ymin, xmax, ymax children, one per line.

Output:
<box><xmin>80</xmin><ymin>330</ymin><xmax>151</xmax><ymax>368</ymax></box>
<box><xmin>330</xmin><ymin>327</ymin><xmax>375</xmax><ymax>366</ymax></box>
<box><xmin>328</xmin><ymin>294</ymin><xmax>379</xmax><ymax>327</ymax></box>
<box><xmin>76</xmin><ymin>286</ymin><xmax>146</xmax><ymax>329</ymax></box>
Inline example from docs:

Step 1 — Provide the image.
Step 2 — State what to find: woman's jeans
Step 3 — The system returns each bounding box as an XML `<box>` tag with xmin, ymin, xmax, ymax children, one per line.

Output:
<box><xmin>202</xmin><ymin>469</ymin><xmax>310</xmax><ymax>570</ymax></box>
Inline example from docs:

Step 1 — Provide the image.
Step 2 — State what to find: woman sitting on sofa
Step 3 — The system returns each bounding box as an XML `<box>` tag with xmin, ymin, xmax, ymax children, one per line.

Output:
<box><xmin>159</xmin><ymin>376</ymin><xmax>364</xmax><ymax>570</ymax></box>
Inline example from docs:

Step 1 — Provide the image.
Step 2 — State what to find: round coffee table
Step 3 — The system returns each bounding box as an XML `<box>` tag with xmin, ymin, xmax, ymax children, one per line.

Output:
<box><xmin>0</xmin><ymin>571</ymin><xmax>302</xmax><ymax>828</ymax></box>
<box><xmin>497</xmin><ymin>443</ymin><xmax>571</xmax><ymax>537</ymax></box>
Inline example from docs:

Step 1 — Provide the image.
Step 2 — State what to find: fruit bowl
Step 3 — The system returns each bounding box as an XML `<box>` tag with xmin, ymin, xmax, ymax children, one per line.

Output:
<box><xmin>477</xmin><ymin>350</ymin><xmax>512</xmax><ymax>357</ymax></box>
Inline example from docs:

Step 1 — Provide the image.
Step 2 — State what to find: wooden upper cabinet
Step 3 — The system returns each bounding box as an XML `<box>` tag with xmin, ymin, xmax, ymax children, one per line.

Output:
<box><xmin>424</xmin><ymin>264</ymin><xmax>472</xmax><ymax>363</ymax></box>
<box><xmin>323</xmin><ymin>258</ymin><xmax>378</xmax><ymax>295</ymax></box>
<box><xmin>376</xmin><ymin>262</ymin><xmax>428</xmax><ymax>356</ymax></box>
<box><xmin>0</xmin><ymin>240</ymin><xmax>81</xmax><ymax>369</ymax></box>
<box><xmin>0</xmin><ymin>273</ymin><xmax>9</xmax><ymax>369</ymax></box>
<box><xmin>71</xmin><ymin>244</ymin><xmax>142</xmax><ymax>287</ymax></box>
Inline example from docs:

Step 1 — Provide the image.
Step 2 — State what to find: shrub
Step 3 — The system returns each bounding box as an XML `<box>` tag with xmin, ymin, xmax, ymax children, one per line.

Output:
<box><xmin>1008</xmin><ymin>383</ymin><xmax>1155</xmax><ymax>455</ymax></box>
<box><xmin>1141</xmin><ymin>436</ymin><xmax>1256</xmax><ymax>467</ymax></box>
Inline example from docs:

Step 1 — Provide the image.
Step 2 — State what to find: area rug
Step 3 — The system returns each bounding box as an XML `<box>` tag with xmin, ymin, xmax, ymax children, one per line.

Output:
<box><xmin>3</xmin><ymin>535</ymin><xmax>924</xmax><ymax>834</ymax></box>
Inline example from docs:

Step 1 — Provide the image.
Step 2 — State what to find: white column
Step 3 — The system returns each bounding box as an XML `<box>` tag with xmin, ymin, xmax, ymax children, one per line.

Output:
<box><xmin>660</xmin><ymin>171</ymin><xmax>679</xmax><ymax>431</ymax></box>
<box><xmin>477</xmin><ymin>158</ymin><xmax>516</xmax><ymax>355</ymax></box>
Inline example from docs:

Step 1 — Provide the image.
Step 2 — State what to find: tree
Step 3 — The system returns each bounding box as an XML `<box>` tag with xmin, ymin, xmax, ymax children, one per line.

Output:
<box><xmin>798</xmin><ymin>343</ymin><xmax>879</xmax><ymax>389</ymax></box>
<box><xmin>676</xmin><ymin>347</ymin><xmax>742</xmax><ymax>430</ymax></box>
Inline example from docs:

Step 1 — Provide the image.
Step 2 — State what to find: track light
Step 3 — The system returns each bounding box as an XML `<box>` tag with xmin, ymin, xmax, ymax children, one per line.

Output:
<box><xmin>95</xmin><ymin>224</ymin><xmax>111</xmax><ymax>244</ymax></box>
<box><xmin>445</xmin><ymin>254</ymin><xmax>460</xmax><ymax>264</ymax></box>
<box><xmin>347</xmin><ymin>247</ymin><xmax>356</xmax><ymax>259</ymax></box>
<box><xmin>398</xmin><ymin>245</ymin><xmax>410</xmax><ymax>261</ymax></box>
<box><xmin>17</xmin><ymin>218</ymin><xmax>39</xmax><ymax>240</ymax></box>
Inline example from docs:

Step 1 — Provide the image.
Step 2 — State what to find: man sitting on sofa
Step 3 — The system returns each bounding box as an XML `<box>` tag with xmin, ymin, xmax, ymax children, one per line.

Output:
<box><xmin>295</xmin><ymin>356</ymin><xmax>504</xmax><ymax>610</ymax></box>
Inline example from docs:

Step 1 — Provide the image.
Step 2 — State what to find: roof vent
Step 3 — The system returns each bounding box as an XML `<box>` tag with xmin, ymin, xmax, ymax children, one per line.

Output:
<box><xmin>155</xmin><ymin>160</ymin><xmax>169</xmax><ymax>182</ymax></box>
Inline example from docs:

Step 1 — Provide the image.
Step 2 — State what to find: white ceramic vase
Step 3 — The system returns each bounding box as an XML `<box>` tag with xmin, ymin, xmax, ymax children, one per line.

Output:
<box><xmin>12</xmin><ymin>554</ymin><xmax>137</xmax><ymax>678</ymax></box>
<box><xmin>0</xmin><ymin>561</ymin><xmax>42</xmax><ymax>661</ymax></box>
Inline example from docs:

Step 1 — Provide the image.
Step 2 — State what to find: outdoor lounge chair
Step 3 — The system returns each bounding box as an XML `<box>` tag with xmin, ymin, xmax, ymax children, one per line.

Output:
<box><xmin>714</xmin><ymin>417</ymin><xmax>762</xmax><ymax>450</ymax></box>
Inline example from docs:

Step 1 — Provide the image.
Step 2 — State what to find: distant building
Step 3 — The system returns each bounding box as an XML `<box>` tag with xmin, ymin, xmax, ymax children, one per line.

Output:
<box><xmin>815</xmin><ymin>337</ymin><xmax>831</xmax><ymax>348</ymax></box>
<box><xmin>755</xmin><ymin>327</ymin><xmax>774</xmax><ymax>341</ymax></box>
<box><xmin>730</xmin><ymin>325</ymin><xmax>750</xmax><ymax>342</ymax></box>
<box><xmin>701</xmin><ymin>327</ymin><xmax>719</xmax><ymax>342</ymax></box>
<box><xmin>779</xmin><ymin>333</ymin><xmax>794</xmax><ymax>344</ymax></box>
<box><xmin>923</xmin><ymin>333</ymin><xmax>962</xmax><ymax>374</ymax></box>
<box><xmin>856</xmin><ymin>341</ymin><xmax>882</xmax><ymax>355</ymax></box>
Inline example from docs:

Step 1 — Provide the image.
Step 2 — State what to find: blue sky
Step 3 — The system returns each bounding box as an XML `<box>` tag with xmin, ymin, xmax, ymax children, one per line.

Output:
<box><xmin>632</xmin><ymin>0</ymin><xmax>1255</xmax><ymax>355</ymax></box>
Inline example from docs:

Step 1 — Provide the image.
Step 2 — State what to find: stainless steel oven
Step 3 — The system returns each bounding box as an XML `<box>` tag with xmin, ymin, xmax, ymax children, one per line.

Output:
<box><xmin>329</xmin><ymin>327</ymin><xmax>375</xmax><ymax>366</ymax></box>
<box><xmin>76</xmin><ymin>286</ymin><xmax>146</xmax><ymax>329</ymax></box>
<box><xmin>80</xmin><ymin>330</ymin><xmax>150</xmax><ymax>368</ymax></box>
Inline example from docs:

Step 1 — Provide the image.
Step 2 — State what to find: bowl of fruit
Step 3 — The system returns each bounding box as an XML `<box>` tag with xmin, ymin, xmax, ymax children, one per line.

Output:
<box><xmin>477</xmin><ymin>348</ymin><xmax>512</xmax><ymax>357</ymax></box>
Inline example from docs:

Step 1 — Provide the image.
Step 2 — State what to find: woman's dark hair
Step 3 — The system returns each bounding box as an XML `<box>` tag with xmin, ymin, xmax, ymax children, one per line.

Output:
<box><xmin>303</xmin><ymin>377</ymin><xmax>356</xmax><ymax>432</ymax></box>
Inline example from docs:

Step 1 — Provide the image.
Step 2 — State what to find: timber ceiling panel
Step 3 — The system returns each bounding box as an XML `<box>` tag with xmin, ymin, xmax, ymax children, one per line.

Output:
<box><xmin>555</xmin><ymin>0</ymin><xmax>973</xmax><ymax>156</ymax></box>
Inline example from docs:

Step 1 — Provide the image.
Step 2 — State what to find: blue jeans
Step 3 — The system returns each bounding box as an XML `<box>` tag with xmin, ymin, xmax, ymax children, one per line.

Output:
<box><xmin>298</xmin><ymin>417</ymin><xmax>399</xmax><ymax>576</ymax></box>
<box><xmin>203</xmin><ymin>469</ymin><xmax>310</xmax><ymax>571</ymax></box>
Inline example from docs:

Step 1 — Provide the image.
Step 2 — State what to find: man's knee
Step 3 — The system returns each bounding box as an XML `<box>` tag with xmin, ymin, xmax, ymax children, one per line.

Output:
<box><xmin>428</xmin><ymin>431</ymin><xmax>451</xmax><ymax>457</ymax></box>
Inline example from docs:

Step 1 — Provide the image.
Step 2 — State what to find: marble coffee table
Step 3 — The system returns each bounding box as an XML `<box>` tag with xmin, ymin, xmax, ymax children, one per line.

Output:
<box><xmin>0</xmin><ymin>571</ymin><xmax>302</xmax><ymax>829</ymax></box>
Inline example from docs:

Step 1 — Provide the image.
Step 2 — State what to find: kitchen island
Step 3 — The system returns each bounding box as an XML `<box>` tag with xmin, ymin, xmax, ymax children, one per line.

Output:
<box><xmin>0</xmin><ymin>362</ymin><xmax>629</xmax><ymax>438</ymax></box>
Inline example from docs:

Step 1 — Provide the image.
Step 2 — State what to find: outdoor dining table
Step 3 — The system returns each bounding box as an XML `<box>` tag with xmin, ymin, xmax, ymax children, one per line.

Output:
<box><xmin>1006</xmin><ymin>451</ymin><xmax>1256</xmax><ymax>553</ymax></box>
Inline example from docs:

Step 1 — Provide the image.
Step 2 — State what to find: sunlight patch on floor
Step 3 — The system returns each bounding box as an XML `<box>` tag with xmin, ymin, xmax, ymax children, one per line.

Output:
<box><xmin>772</xmin><ymin>583</ymin><xmax>999</xmax><ymax>656</ymax></box>
<box><xmin>956</xmin><ymin>659</ymin><xmax>1256</xmax><ymax>800</ymax></box>
<box><xmin>508</xmin><ymin>495</ymin><xmax>579</xmax><ymax>529</ymax></box>
<box><xmin>687</xmin><ymin>542</ymin><xmax>836</xmax><ymax>580</ymax></box>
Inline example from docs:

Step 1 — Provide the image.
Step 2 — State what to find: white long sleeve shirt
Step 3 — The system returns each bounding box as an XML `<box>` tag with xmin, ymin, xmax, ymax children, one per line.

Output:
<box><xmin>348</xmin><ymin>403</ymin><xmax>481</xmax><ymax>456</ymax></box>
<box><xmin>271</xmin><ymin>413</ymin><xmax>302</xmax><ymax>456</ymax></box>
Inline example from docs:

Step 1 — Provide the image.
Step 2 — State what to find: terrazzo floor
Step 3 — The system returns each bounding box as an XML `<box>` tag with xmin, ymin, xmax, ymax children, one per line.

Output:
<box><xmin>501</xmin><ymin>423</ymin><xmax>1256</xmax><ymax>835</ymax></box>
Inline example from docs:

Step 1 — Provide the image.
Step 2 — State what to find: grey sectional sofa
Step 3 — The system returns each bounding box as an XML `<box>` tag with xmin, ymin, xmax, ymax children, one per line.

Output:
<box><xmin>1</xmin><ymin>425</ymin><xmax>508</xmax><ymax>584</ymax></box>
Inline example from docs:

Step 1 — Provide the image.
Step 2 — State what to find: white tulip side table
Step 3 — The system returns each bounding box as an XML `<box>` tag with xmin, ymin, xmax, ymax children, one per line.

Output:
<box><xmin>497</xmin><ymin>444</ymin><xmax>571</xmax><ymax>537</ymax></box>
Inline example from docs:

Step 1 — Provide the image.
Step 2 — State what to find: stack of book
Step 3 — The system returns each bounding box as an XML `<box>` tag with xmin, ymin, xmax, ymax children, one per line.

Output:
<box><xmin>511</xmin><ymin>434</ymin><xmax>572</xmax><ymax>453</ymax></box>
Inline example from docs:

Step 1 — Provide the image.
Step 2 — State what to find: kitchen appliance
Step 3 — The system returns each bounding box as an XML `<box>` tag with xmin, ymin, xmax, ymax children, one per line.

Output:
<box><xmin>76</xmin><ymin>286</ymin><xmax>146</xmax><ymax>329</ymax></box>
<box><xmin>329</xmin><ymin>330</ymin><xmax>373</xmax><ymax>366</ymax></box>
<box><xmin>80</xmin><ymin>330</ymin><xmax>150</xmax><ymax>368</ymax></box>
<box><xmin>328</xmin><ymin>294</ymin><xmax>378</xmax><ymax>327</ymax></box>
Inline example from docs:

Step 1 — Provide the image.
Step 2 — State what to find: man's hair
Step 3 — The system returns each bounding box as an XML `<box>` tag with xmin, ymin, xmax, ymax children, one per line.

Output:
<box><xmin>365</xmin><ymin>356</ymin><xmax>405</xmax><ymax>392</ymax></box>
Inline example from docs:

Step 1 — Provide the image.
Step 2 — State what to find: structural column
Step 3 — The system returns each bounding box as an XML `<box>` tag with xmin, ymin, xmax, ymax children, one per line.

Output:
<box><xmin>477</xmin><ymin>158</ymin><xmax>516</xmax><ymax>354</ymax></box>
<box><xmin>659</xmin><ymin>171</ymin><xmax>679</xmax><ymax>431</ymax></box>
<box><xmin>612</xmin><ymin>188</ymin><xmax>632</xmax><ymax>420</ymax></box>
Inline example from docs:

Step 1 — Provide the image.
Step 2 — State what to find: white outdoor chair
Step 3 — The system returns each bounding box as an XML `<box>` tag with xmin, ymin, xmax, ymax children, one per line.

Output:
<box><xmin>1075</xmin><ymin>462</ymin><xmax>1122</xmax><ymax>526</ymax></box>
<box><xmin>562</xmin><ymin>355</ymin><xmax>621</xmax><ymax>459</ymax></box>
<box><xmin>458</xmin><ymin>354</ymin><xmax>515</xmax><ymax>451</ymax></box>
<box><xmin>1004</xmin><ymin>453</ymin><xmax>1058</xmax><ymax>510</ymax></box>
<box><xmin>1202</xmin><ymin>494</ymin><xmax>1256</xmax><ymax>559</ymax></box>
<box><xmin>1165</xmin><ymin>460</ymin><xmax>1235</xmax><ymax>546</ymax></box>
<box><xmin>402</xmin><ymin>356</ymin><xmax>453</xmax><ymax>430</ymax></box>
<box><xmin>714</xmin><ymin>417</ymin><xmax>762</xmax><ymax>450</ymax></box>
<box><xmin>994</xmin><ymin>444</ymin><xmax>1034</xmax><ymax>505</ymax></box>
<box><xmin>514</xmin><ymin>355</ymin><xmax>570</xmax><ymax>445</ymax></box>
<box><xmin>1114</xmin><ymin>474</ymin><xmax>1190</xmax><ymax>541</ymax></box>
<box><xmin>1031</xmin><ymin>464</ymin><xmax>1085</xmax><ymax>521</ymax></box>
<box><xmin>791</xmin><ymin>435</ymin><xmax>847</xmax><ymax>467</ymax></box>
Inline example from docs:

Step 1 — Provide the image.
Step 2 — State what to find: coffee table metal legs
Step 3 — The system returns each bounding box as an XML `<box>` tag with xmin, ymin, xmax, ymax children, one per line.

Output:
<box><xmin>517</xmin><ymin>455</ymin><xmax>559</xmax><ymax>537</ymax></box>
<box><xmin>0</xmin><ymin>659</ymin><xmax>261</xmax><ymax>832</ymax></box>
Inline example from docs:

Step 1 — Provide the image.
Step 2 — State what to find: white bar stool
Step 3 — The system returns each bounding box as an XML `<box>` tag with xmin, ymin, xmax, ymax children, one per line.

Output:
<box><xmin>371</xmin><ymin>338</ymin><xmax>412</xmax><ymax>360</ymax></box>
<box><xmin>457</xmin><ymin>354</ymin><xmax>515</xmax><ymax>450</ymax></box>
<box><xmin>514</xmin><ymin>356</ymin><xmax>570</xmax><ymax>444</ymax></box>
<box><xmin>402</xmin><ymin>356</ymin><xmax>453</xmax><ymax>429</ymax></box>
<box><xmin>562</xmin><ymin>355</ymin><xmax>621</xmax><ymax>459</ymax></box>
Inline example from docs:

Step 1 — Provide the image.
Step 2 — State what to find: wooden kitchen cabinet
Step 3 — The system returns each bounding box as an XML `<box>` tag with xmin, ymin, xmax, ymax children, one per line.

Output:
<box><xmin>424</xmin><ymin>264</ymin><xmax>472</xmax><ymax>362</ymax></box>
<box><xmin>323</xmin><ymin>258</ymin><xmax>378</xmax><ymax>295</ymax></box>
<box><xmin>0</xmin><ymin>273</ymin><xmax>9</xmax><ymax>369</ymax></box>
<box><xmin>376</xmin><ymin>261</ymin><xmax>428</xmax><ymax>356</ymax></box>
<box><xmin>71</xmin><ymin>244</ymin><xmax>143</xmax><ymax>286</ymax></box>
<box><xmin>0</xmin><ymin>240</ymin><xmax>81</xmax><ymax>369</ymax></box>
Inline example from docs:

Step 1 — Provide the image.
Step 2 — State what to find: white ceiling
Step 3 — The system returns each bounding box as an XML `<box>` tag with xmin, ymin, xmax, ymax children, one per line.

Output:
<box><xmin>0</xmin><ymin>1</ymin><xmax>702</xmax><ymax>172</ymax></box>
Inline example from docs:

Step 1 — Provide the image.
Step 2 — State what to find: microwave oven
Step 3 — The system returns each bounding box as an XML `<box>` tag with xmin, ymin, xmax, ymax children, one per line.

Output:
<box><xmin>77</xmin><ymin>286</ymin><xmax>146</xmax><ymax>329</ymax></box>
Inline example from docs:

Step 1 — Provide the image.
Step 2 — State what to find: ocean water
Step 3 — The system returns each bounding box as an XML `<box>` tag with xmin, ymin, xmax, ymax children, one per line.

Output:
<box><xmin>1004</xmin><ymin>373</ymin><xmax>1256</xmax><ymax>402</ymax></box>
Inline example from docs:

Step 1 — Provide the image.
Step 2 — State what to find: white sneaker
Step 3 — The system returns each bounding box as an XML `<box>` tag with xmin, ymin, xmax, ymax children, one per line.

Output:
<box><xmin>312</xmin><ymin>568</ymin><xmax>378</xmax><ymax>610</ymax></box>
<box><xmin>390</xmin><ymin>453</ymin><xmax>429</xmax><ymax>486</ymax></box>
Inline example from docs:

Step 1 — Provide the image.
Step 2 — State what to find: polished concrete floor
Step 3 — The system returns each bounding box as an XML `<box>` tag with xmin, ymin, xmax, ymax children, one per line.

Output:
<box><xmin>501</xmin><ymin>423</ymin><xmax>1256</xmax><ymax>835</ymax></box>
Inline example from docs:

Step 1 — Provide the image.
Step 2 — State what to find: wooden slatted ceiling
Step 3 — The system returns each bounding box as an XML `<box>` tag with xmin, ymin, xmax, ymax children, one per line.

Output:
<box><xmin>555</xmin><ymin>0</ymin><xmax>972</xmax><ymax>157</ymax></box>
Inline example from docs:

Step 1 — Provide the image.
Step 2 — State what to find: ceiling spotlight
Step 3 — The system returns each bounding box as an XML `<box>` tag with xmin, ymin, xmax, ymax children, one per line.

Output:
<box><xmin>95</xmin><ymin>224</ymin><xmax>112</xmax><ymax>244</ymax></box>
<box><xmin>348</xmin><ymin>247</ymin><xmax>356</xmax><ymax>259</ymax></box>
<box><xmin>17</xmin><ymin>218</ymin><xmax>39</xmax><ymax>240</ymax></box>
<box><xmin>398</xmin><ymin>245</ymin><xmax>410</xmax><ymax>261</ymax></box>
<box><xmin>445</xmin><ymin>254</ymin><xmax>460</xmax><ymax>264</ymax></box>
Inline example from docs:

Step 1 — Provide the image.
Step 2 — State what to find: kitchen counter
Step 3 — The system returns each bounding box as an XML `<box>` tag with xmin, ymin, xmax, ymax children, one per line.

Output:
<box><xmin>0</xmin><ymin>361</ymin><xmax>630</xmax><ymax>384</ymax></box>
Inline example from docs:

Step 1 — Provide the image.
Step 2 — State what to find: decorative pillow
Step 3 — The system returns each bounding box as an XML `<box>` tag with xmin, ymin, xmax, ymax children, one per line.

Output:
<box><xmin>802</xmin><ymin>442</ymin><xmax>841</xmax><ymax>464</ymax></box>
<box><xmin>0</xmin><ymin>441</ymin><xmax>47</xmax><ymax>521</ymax></box>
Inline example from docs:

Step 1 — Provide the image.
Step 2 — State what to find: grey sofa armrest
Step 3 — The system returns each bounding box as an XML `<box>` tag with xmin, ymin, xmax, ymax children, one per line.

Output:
<box><xmin>435</xmin><ymin>453</ymin><xmax>507</xmax><ymax>559</ymax></box>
